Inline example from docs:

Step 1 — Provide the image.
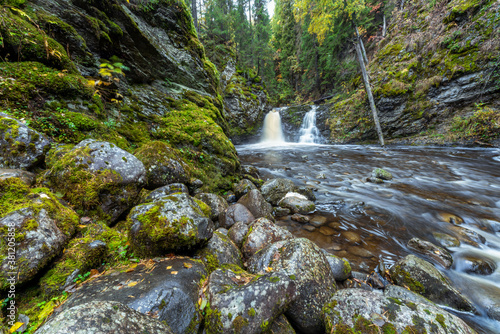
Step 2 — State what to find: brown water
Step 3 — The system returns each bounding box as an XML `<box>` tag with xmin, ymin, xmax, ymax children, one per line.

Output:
<box><xmin>237</xmin><ymin>143</ymin><xmax>500</xmax><ymax>333</ymax></box>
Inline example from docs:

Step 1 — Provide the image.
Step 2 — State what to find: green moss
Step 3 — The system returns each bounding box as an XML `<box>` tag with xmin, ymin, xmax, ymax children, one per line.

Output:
<box><xmin>232</xmin><ymin>315</ymin><xmax>249</xmax><ymax>333</ymax></box>
<box><xmin>435</xmin><ymin>314</ymin><xmax>446</xmax><ymax>329</ymax></box>
<box><xmin>247</xmin><ymin>308</ymin><xmax>256</xmax><ymax>317</ymax></box>
<box><xmin>194</xmin><ymin>198</ymin><xmax>212</xmax><ymax>218</ymax></box>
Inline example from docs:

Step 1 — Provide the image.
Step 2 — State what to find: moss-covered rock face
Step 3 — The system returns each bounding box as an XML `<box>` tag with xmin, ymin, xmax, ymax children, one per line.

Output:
<box><xmin>195</xmin><ymin>193</ymin><xmax>229</xmax><ymax>222</ymax></box>
<box><xmin>43</xmin><ymin>139</ymin><xmax>146</xmax><ymax>224</ymax></box>
<box><xmin>0</xmin><ymin>178</ymin><xmax>79</xmax><ymax>289</ymax></box>
<box><xmin>328</xmin><ymin>0</ymin><xmax>500</xmax><ymax>144</ymax></box>
<box><xmin>0</xmin><ymin>112</ymin><xmax>51</xmax><ymax>169</ymax></box>
<box><xmin>127</xmin><ymin>193</ymin><xmax>214</xmax><ymax>257</ymax></box>
<box><xmin>323</xmin><ymin>288</ymin><xmax>476</xmax><ymax>334</ymax></box>
<box><xmin>198</xmin><ymin>230</ymin><xmax>243</xmax><ymax>272</ymax></box>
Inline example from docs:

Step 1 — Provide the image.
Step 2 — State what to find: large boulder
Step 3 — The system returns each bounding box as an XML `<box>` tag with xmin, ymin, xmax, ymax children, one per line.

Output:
<box><xmin>323</xmin><ymin>289</ymin><xmax>476</xmax><ymax>334</ymax></box>
<box><xmin>0</xmin><ymin>178</ymin><xmax>78</xmax><ymax>289</ymax></box>
<box><xmin>233</xmin><ymin>179</ymin><xmax>257</xmax><ymax>199</ymax></box>
<box><xmin>134</xmin><ymin>141</ymin><xmax>190</xmax><ymax>190</ymax></box>
<box><xmin>43</xmin><ymin>139</ymin><xmax>146</xmax><ymax>224</ymax></box>
<box><xmin>227</xmin><ymin>222</ymin><xmax>250</xmax><ymax>248</ymax></box>
<box><xmin>35</xmin><ymin>301</ymin><xmax>174</xmax><ymax>334</ymax></box>
<box><xmin>219</xmin><ymin>203</ymin><xmax>255</xmax><ymax>229</ymax></box>
<box><xmin>390</xmin><ymin>255</ymin><xmax>476</xmax><ymax>312</ymax></box>
<box><xmin>237</xmin><ymin>189</ymin><xmax>273</xmax><ymax>220</ymax></box>
<box><xmin>204</xmin><ymin>265</ymin><xmax>296</xmax><ymax>334</ymax></box>
<box><xmin>128</xmin><ymin>193</ymin><xmax>214</xmax><ymax>257</ymax></box>
<box><xmin>144</xmin><ymin>183</ymin><xmax>190</xmax><ymax>202</ymax></box>
<box><xmin>198</xmin><ymin>230</ymin><xmax>243</xmax><ymax>271</ymax></box>
<box><xmin>278</xmin><ymin>193</ymin><xmax>315</xmax><ymax>214</ymax></box>
<box><xmin>0</xmin><ymin>168</ymin><xmax>36</xmax><ymax>186</ymax></box>
<box><xmin>57</xmin><ymin>257</ymin><xmax>205</xmax><ymax>334</ymax></box>
<box><xmin>241</xmin><ymin>218</ymin><xmax>294</xmax><ymax>259</ymax></box>
<box><xmin>195</xmin><ymin>193</ymin><xmax>228</xmax><ymax>222</ymax></box>
<box><xmin>261</xmin><ymin>178</ymin><xmax>297</xmax><ymax>205</ymax></box>
<box><xmin>407</xmin><ymin>237</ymin><xmax>453</xmax><ymax>268</ymax></box>
<box><xmin>248</xmin><ymin>238</ymin><xmax>337</xmax><ymax>333</ymax></box>
<box><xmin>322</xmin><ymin>250</ymin><xmax>352</xmax><ymax>281</ymax></box>
<box><xmin>0</xmin><ymin>112</ymin><xmax>50</xmax><ymax>170</ymax></box>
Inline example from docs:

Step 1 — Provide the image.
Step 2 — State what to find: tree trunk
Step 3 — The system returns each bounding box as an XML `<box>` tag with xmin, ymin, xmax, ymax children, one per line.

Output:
<box><xmin>382</xmin><ymin>14</ymin><xmax>386</xmax><ymax>38</ymax></box>
<box><xmin>355</xmin><ymin>41</ymin><xmax>385</xmax><ymax>147</ymax></box>
<box><xmin>191</xmin><ymin>0</ymin><xmax>198</xmax><ymax>32</ymax></box>
<box><xmin>355</xmin><ymin>26</ymin><xmax>368</xmax><ymax>65</ymax></box>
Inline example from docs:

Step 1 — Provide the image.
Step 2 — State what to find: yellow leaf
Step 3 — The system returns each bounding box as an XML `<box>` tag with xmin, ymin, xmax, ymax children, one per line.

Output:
<box><xmin>266</xmin><ymin>267</ymin><xmax>273</xmax><ymax>273</ymax></box>
<box><xmin>57</xmin><ymin>73</ymin><xmax>65</xmax><ymax>78</ymax></box>
<box><xmin>171</xmin><ymin>271</ymin><xmax>178</xmax><ymax>275</ymax></box>
<box><xmin>128</xmin><ymin>281</ymin><xmax>138</xmax><ymax>287</ymax></box>
<box><xmin>9</xmin><ymin>322</ymin><xmax>24</xmax><ymax>333</ymax></box>
<box><xmin>184</xmin><ymin>262</ymin><xmax>192</xmax><ymax>268</ymax></box>
<box><xmin>166</xmin><ymin>266</ymin><xmax>172</xmax><ymax>270</ymax></box>
<box><xmin>126</xmin><ymin>264</ymin><xmax>138</xmax><ymax>273</ymax></box>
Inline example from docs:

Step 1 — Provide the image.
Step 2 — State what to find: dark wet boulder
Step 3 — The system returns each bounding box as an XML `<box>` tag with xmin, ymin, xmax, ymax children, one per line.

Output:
<box><xmin>278</xmin><ymin>193</ymin><xmax>315</xmax><ymax>214</ymax></box>
<box><xmin>261</xmin><ymin>178</ymin><xmax>297</xmax><ymax>205</ymax></box>
<box><xmin>198</xmin><ymin>230</ymin><xmax>243</xmax><ymax>271</ymax></box>
<box><xmin>0</xmin><ymin>112</ymin><xmax>51</xmax><ymax>170</ymax></box>
<box><xmin>453</xmin><ymin>253</ymin><xmax>497</xmax><ymax>275</ymax></box>
<box><xmin>267</xmin><ymin>315</ymin><xmax>296</xmax><ymax>334</ymax></box>
<box><xmin>241</xmin><ymin>218</ymin><xmax>294</xmax><ymax>259</ymax></box>
<box><xmin>237</xmin><ymin>189</ymin><xmax>273</xmax><ymax>220</ymax></box>
<box><xmin>242</xmin><ymin>165</ymin><xmax>260</xmax><ymax>179</ymax></box>
<box><xmin>227</xmin><ymin>222</ymin><xmax>250</xmax><ymax>248</ymax></box>
<box><xmin>323</xmin><ymin>289</ymin><xmax>476</xmax><ymax>334</ymax></box>
<box><xmin>0</xmin><ymin>178</ymin><xmax>78</xmax><ymax>289</ymax></box>
<box><xmin>295</xmin><ymin>186</ymin><xmax>316</xmax><ymax>202</ymax></box>
<box><xmin>433</xmin><ymin>232</ymin><xmax>460</xmax><ymax>247</ymax></box>
<box><xmin>43</xmin><ymin>139</ymin><xmax>146</xmax><ymax>224</ymax></box>
<box><xmin>219</xmin><ymin>203</ymin><xmax>255</xmax><ymax>229</ymax></box>
<box><xmin>390</xmin><ymin>255</ymin><xmax>476</xmax><ymax>312</ymax></box>
<box><xmin>407</xmin><ymin>238</ymin><xmax>453</xmax><ymax>268</ymax></box>
<box><xmin>195</xmin><ymin>193</ymin><xmax>228</xmax><ymax>222</ymax></box>
<box><xmin>204</xmin><ymin>265</ymin><xmax>296</xmax><ymax>334</ymax></box>
<box><xmin>57</xmin><ymin>257</ymin><xmax>205</xmax><ymax>334</ymax></box>
<box><xmin>134</xmin><ymin>141</ymin><xmax>189</xmax><ymax>190</ymax></box>
<box><xmin>371</xmin><ymin>168</ymin><xmax>393</xmax><ymax>180</ymax></box>
<box><xmin>274</xmin><ymin>207</ymin><xmax>291</xmax><ymax>217</ymax></box>
<box><xmin>144</xmin><ymin>183</ymin><xmax>190</xmax><ymax>202</ymax></box>
<box><xmin>321</xmin><ymin>250</ymin><xmax>352</xmax><ymax>281</ymax></box>
<box><xmin>248</xmin><ymin>238</ymin><xmax>337</xmax><ymax>333</ymax></box>
<box><xmin>35</xmin><ymin>301</ymin><xmax>174</xmax><ymax>334</ymax></box>
<box><xmin>0</xmin><ymin>168</ymin><xmax>36</xmax><ymax>186</ymax></box>
<box><xmin>127</xmin><ymin>193</ymin><xmax>214</xmax><ymax>257</ymax></box>
<box><xmin>234</xmin><ymin>179</ymin><xmax>257</xmax><ymax>199</ymax></box>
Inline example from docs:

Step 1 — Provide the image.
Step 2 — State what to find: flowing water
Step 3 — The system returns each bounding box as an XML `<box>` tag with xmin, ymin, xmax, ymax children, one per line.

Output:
<box><xmin>298</xmin><ymin>106</ymin><xmax>321</xmax><ymax>143</ymax></box>
<box><xmin>261</xmin><ymin>109</ymin><xmax>285</xmax><ymax>143</ymax></box>
<box><xmin>236</xmin><ymin>142</ymin><xmax>500</xmax><ymax>333</ymax></box>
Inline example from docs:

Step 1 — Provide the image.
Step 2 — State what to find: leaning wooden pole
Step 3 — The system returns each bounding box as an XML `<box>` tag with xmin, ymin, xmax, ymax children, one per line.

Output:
<box><xmin>355</xmin><ymin>41</ymin><xmax>385</xmax><ymax>147</ymax></box>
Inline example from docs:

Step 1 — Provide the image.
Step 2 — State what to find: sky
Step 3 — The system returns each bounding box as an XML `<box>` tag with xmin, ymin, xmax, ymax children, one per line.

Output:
<box><xmin>267</xmin><ymin>0</ymin><xmax>275</xmax><ymax>17</ymax></box>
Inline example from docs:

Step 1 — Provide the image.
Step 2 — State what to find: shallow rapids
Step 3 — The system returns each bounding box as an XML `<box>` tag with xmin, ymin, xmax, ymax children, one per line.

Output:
<box><xmin>237</xmin><ymin>143</ymin><xmax>500</xmax><ymax>333</ymax></box>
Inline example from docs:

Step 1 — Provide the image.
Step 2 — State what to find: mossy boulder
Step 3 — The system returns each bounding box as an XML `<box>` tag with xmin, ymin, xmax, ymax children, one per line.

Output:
<box><xmin>204</xmin><ymin>265</ymin><xmax>297</xmax><ymax>334</ymax></box>
<box><xmin>198</xmin><ymin>230</ymin><xmax>243</xmax><ymax>272</ymax></box>
<box><xmin>0</xmin><ymin>168</ymin><xmax>35</xmax><ymax>186</ymax></box>
<box><xmin>195</xmin><ymin>193</ymin><xmax>229</xmax><ymax>222</ymax></box>
<box><xmin>323</xmin><ymin>289</ymin><xmax>476</xmax><ymax>334</ymax></box>
<box><xmin>241</xmin><ymin>218</ymin><xmax>294</xmax><ymax>259</ymax></box>
<box><xmin>35</xmin><ymin>301</ymin><xmax>174</xmax><ymax>334</ymax></box>
<box><xmin>0</xmin><ymin>112</ymin><xmax>50</xmax><ymax>170</ymax></box>
<box><xmin>43</xmin><ymin>139</ymin><xmax>146</xmax><ymax>224</ymax></box>
<box><xmin>321</xmin><ymin>250</ymin><xmax>352</xmax><ymax>281</ymax></box>
<box><xmin>0</xmin><ymin>178</ymin><xmax>78</xmax><ymax>289</ymax></box>
<box><xmin>261</xmin><ymin>178</ymin><xmax>297</xmax><ymax>205</ymax></box>
<box><xmin>233</xmin><ymin>179</ymin><xmax>257</xmax><ymax>199</ymax></box>
<box><xmin>372</xmin><ymin>168</ymin><xmax>393</xmax><ymax>181</ymax></box>
<box><xmin>237</xmin><ymin>189</ymin><xmax>273</xmax><ymax>220</ymax></box>
<box><xmin>127</xmin><ymin>193</ymin><xmax>214</xmax><ymax>257</ymax></box>
<box><xmin>277</xmin><ymin>193</ymin><xmax>316</xmax><ymax>215</ymax></box>
<box><xmin>134</xmin><ymin>141</ymin><xmax>190</xmax><ymax>190</ymax></box>
<box><xmin>248</xmin><ymin>238</ymin><xmax>337</xmax><ymax>333</ymax></box>
<box><xmin>144</xmin><ymin>183</ymin><xmax>189</xmax><ymax>202</ymax></box>
<box><xmin>390</xmin><ymin>254</ymin><xmax>476</xmax><ymax>312</ymax></box>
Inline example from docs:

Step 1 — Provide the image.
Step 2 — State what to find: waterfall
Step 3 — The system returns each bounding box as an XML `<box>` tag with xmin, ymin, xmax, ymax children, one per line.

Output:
<box><xmin>261</xmin><ymin>109</ymin><xmax>285</xmax><ymax>143</ymax></box>
<box><xmin>298</xmin><ymin>105</ymin><xmax>320</xmax><ymax>143</ymax></box>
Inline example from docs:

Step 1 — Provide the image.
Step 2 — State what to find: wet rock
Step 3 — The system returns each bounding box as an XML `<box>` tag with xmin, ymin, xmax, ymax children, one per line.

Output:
<box><xmin>366</xmin><ymin>271</ymin><xmax>389</xmax><ymax>289</ymax></box>
<box><xmin>52</xmin><ymin>258</ymin><xmax>205</xmax><ymax>334</ymax></box>
<box><xmin>43</xmin><ymin>139</ymin><xmax>146</xmax><ymax>224</ymax></box>
<box><xmin>371</xmin><ymin>168</ymin><xmax>393</xmax><ymax>180</ymax></box>
<box><xmin>302</xmin><ymin>225</ymin><xmax>316</xmax><ymax>232</ymax></box>
<box><xmin>347</xmin><ymin>246</ymin><xmax>374</xmax><ymax>258</ymax></box>
<box><xmin>487</xmin><ymin>303</ymin><xmax>500</xmax><ymax>321</ymax></box>
<box><xmin>384</xmin><ymin>285</ymin><xmax>435</xmax><ymax>306</ymax></box>
<box><xmin>227</xmin><ymin>222</ymin><xmax>250</xmax><ymax>248</ymax></box>
<box><xmin>0</xmin><ymin>179</ymin><xmax>78</xmax><ymax>288</ymax></box>
<box><xmin>454</xmin><ymin>254</ymin><xmax>496</xmax><ymax>275</ymax></box>
<box><xmin>234</xmin><ymin>179</ymin><xmax>257</xmax><ymax>199</ymax></box>
<box><xmin>273</xmin><ymin>207</ymin><xmax>291</xmax><ymax>217</ymax></box>
<box><xmin>0</xmin><ymin>169</ymin><xmax>36</xmax><ymax>186</ymax></box>
<box><xmin>454</xmin><ymin>226</ymin><xmax>486</xmax><ymax>246</ymax></box>
<box><xmin>144</xmin><ymin>183</ymin><xmax>189</xmax><ymax>202</ymax></box>
<box><xmin>322</xmin><ymin>250</ymin><xmax>352</xmax><ymax>281</ymax></box>
<box><xmin>219</xmin><ymin>203</ymin><xmax>255</xmax><ymax>229</ymax></box>
<box><xmin>198</xmin><ymin>230</ymin><xmax>243</xmax><ymax>269</ymax></box>
<box><xmin>204</xmin><ymin>265</ymin><xmax>296</xmax><ymax>334</ymax></box>
<box><xmin>389</xmin><ymin>255</ymin><xmax>476</xmax><ymax>312</ymax></box>
<box><xmin>407</xmin><ymin>238</ymin><xmax>453</xmax><ymax>268</ymax></box>
<box><xmin>267</xmin><ymin>315</ymin><xmax>296</xmax><ymax>333</ymax></box>
<box><xmin>248</xmin><ymin>238</ymin><xmax>337</xmax><ymax>333</ymax></box>
<box><xmin>224</xmin><ymin>191</ymin><xmax>237</xmax><ymax>204</ymax></box>
<box><xmin>241</xmin><ymin>218</ymin><xmax>294</xmax><ymax>259</ymax></box>
<box><xmin>366</xmin><ymin>177</ymin><xmax>384</xmax><ymax>184</ymax></box>
<box><xmin>261</xmin><ymin>178</ymin><xmax>297</xmax><ymax>205</ymax></box>
<box><xmin>128</xmin><ymin>193</ymin><xmax>214</xmax><ymax>257</ymax></box>
<box><xmin>242</xmin><ymin>165</ymin><xmax>260</xmax><ymax>179</ymax></box>
<box><xmin>0</xmin><ymin>112</ymin><xmax>50</xmax><ymax>170</ymax></box>
<box><xmin>342</xmin><ymin>231</ymin><xmax>361</xmax><ymax>243</ymax></box>
<box><xmin>35</xmin><ymin>301</ymin><xmax>174</xmax><ymax>334</ymax></box>
<box><xmin>323</xmin><ymin>289</ymin><xmax>476</xmax><ymax>334</ymax></box>
<box><xmin>433</xmin><ymin>232</ymin><xmax>460</xmax><ymax>247</ymax></box>
<box><xmin>278</xmin><ymin>192</ymin><xmax>315</xmax><ymax>214</ymax></box>
<box><xmin>295</xmin><ymin>186</ymin><xmax>316</xmax><ymax>202</ymax></box>
<box><xmin>309</xmin><ymin>216</ymin><xmax>327</xmax><ymax>227</ymax></box>
<box><xmin>439</xmin><ymin>212</ymin><xmax>464</xmax><ymax>225</ymax></box>
<box><xmin>134</xmin><ymin>141</ymin><xmax>189</xmax><ymax>190</ymax></box>
<box><xmin>237</xmin><ymin>189</ymin><xmax>273</xmax><ymax>219</ymax></box>
<box><xmin>195</xmin><ymin>193</ymin><xmax>229</xmax><ymax>222</ymax></box>
<box><xmin>319</xmin><ymin>226</ymin><xmax>335</xmax><ymax>236</ymax></box>
<box><xmin>291</xmin><ymin>214</ymin><xmax>309</xmax><ymax>223</ymax></box>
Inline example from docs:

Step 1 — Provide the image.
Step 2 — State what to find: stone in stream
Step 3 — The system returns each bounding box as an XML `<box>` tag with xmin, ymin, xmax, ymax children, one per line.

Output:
<box><xmin>261</xmin><ymin>178</ymin><xmax>297</xmax><ymax>205</ymax></box>
<box><xmin>35</xmin><ymin>301</ymin><xmax>174</xmax><ymax>334</ymax></box>
<box><xmin>371</xmin><ymin>168</ymin><xmax>393</xmax><ymax>180</ymax></box>
<box><xmin>384</xmin><ymin>284</ymin><xmax>436</xmax><ymax>306</ymax></box>
<box><xmin>273</xmin><ymin>207</ymin><xmax>291</xmax><ymax>217</ymax></box>
<box><xmin>278</xmin><ymin>192</ymin><xmax>315</xmax><ymax>214</ymax></box>
<box><xmin>347</xmin><ymin>246</ymin><xmax>374</xmax><ymax>258</ymax></box>
<box><xmin>389</xmin><ymin>255</ymin><xmax>476</xmax><ymax>313</ymax></box>
<box><xmin>219</xmin><ymin>203</ymin><xmax>255</xmax><ymax>229</ymax></box>
<box><xmin>237</xmin><ymin>189</ymin><xmax>273</xmax><ymax>220</ymax></box>
<box><xmin>195</xmin><ymin>193</ymin><xmax>229</xmax><ymax>222</ymax></box>
<box><xmin>233</xmin><ymin>178</ymin><xmax>257</xmax><ymax>199</ymax></box>
<box><xmin>241</xmin><ymin>218</ymin><xmax>294</xmax><ymax>259</ymax></box>
<box><xmin>295</xmin><ymin>186</ymin><xmax>316</xmax><ymax>202</ymax></box>
<box><xmin>241</xmin><ymin>165</ymin><xmax>260</xmax><ymax>179</ymax></box>
<box><xmin>438</xmin><ymin>212</ymin><xmax>464</xmax><ymax>225</ymax></box>
<box><xmin>319</xmin><ymin>226</ymin><xmax>335</xmax><ymax>236</ymax></box>
<box><xmin>309</xmin><ymin>216</ymin><xmax>327</xmax><ymax>227</ymax></box>
<box><xmin>433</xmin><ymin>232</ymin><xmax>461</xmax><ymax>247</ymax></box>
<box><xmin>248</xmin><ymin>238</ymin><xmax>337</xmax><ymax>333</ymax></box>
<box><xmin>407</xmin><ymin>237</ymin><xmax>453</xmax><ymax>268</ymax></box>
<box><xmin>342</xmin><ymin>231</ymin><xmax>362</xmax><ymax>243</ymax></box>
<box><xmin>323</xmin><ymin>289</ymin><xmax>476</xmax><ymax>334</ymax></box>
<box><xmin>204</xmin><ymin>265</ymin><xmax>297</xmax><ymax>334</ymax></box>
<box><xmin>302</xmin><ymin>225</ymin><xmax>316</xmax><ymax>232</ymax></box>
<box><xmin>198</xmin><ymin>230</ymin><xmax>243</xmax><ymax>270</ymax></box>
<box><xmin>453</xmin><ymin>253</ymin><xmax>497</xmax><ymax>275</ymax></box>
<box><xmin>227</xmin><ymin>222</ymin><xmax>250</xmax><ymax>248</ymax></box>
<box><xmin>291</xmin><ymin>213</ymin><xmax>310</xmax><ymax>223</ymax></box>
<box><xmin>51</xmin><ymin>258</ymin><xmax>205</xmax><ymax>334</ymax></box>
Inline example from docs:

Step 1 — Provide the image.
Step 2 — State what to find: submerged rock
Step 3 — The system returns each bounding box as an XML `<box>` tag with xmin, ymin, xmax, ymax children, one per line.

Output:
<box><xmin>219</xmin><ymin>203</ymin><xmax>255</xmax><ymax>229</ymax></box>
<box><xmin>407</xmin><ymin>237</ymin><xmax>453</xmax><ymax>268</ymax></box>
<box><xmin>237</xmin><ymin>189</ymin><xmax>273</xmax><ymax>220</ymax></box>
<box><xmin>241</xmin><ymin>218</ymin><xmax>294</xmax><ymax>259</ymax></box>
<box><xmin>261</xmin><ymin>178</ymin><xmax>297</xmax><ymax>205</ymax></box>
<box><xmin>433</xmin><ymin>232</ymin><xmax>461</xmax><ymax>247</ymax></box>
<box><xmin>278</xmin><ymin>192</ymin><xmax>315</xmax><ymax>214</ymax></box>
<box><xmin>453</xmin><ymin>253</ymin><xmax>497</xmax><ymax>275</ymax></box>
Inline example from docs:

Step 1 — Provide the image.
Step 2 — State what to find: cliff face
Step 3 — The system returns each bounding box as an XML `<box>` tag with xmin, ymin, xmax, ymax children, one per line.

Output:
<box><xmin>328</xmin><ymin>0</ymin><xmax>500</xmax><ymax>145</ymax></box>
<box><xmin>0</xmin><ymin>0</ymin><xmax>239</xmax><ymax>190</ymax></box>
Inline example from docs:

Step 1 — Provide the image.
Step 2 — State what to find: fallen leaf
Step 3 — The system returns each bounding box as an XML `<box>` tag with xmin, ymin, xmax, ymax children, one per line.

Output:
<box><xmin>266</xmin><ymin>267</ymin><xmax>273</xmax><ymax>273</ymax></box>
<box><xmin>127</xmin><ymin>281</ymin><xmax>138</xmax><ymax>287</ymax></box>
<box><xmin>9</xmin><ymin>322</ymin><xmax>24</xmax><ymax>333</ymax></box>
<box><xmin>184</xmin><ymin>262</ymin><xmax>193</xmax><ymax>268</ymax></box>
<box><xmin>166</xmin><ymin>266</ymin><xmax>172</xmax><ymax>270</ymax></box>
<box><xmin>200</xmin><ymin>299</ymin><xmax>208</xmax><ymax>310</ymax></box>
<box><xmin>126</xmin><ymin>264</ymin><xmax>138</xmax><ymax>273</ymax></box>
<box><xmin>171</xmin><ymin>271</ymin><xmax>178</xmax><ymax>275</ymax></box>
<box><xmin>90</xmin><ymin>269</ymin><xmax>99</xmax><ymax>277</ymax></box>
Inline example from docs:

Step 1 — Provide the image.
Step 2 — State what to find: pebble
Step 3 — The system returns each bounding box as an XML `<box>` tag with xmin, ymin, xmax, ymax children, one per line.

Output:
<box><xmin>309</xmin><ymin>216</ymin><xmax>327</xmax><ymax>227</ymax></box>
<box><xmin>291</xmin><ymin>214</ymin><xmax>310</xmax><ymax>223</ymax></box>
<box><xmin>319</xmin><ymin>226</ymin><xmax>335</xmax><ymax>236</ymax></box>
<box><xmin>302</xmin><ymin>225</ymin><xmax>316</xmax><ymax>232</ymax></box>
<box><xmin>348</xmin><ymin>246</ymin><xmax>374</xmax><ymax>258</ymax></box>
<box><xmin>342</xmin><ymin>231</ymin><xmax>361</xmax><ymax>243</ymax></box>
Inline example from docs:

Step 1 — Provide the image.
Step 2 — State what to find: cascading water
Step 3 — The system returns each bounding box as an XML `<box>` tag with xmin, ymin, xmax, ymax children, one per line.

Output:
<box><xmin>298</xmin><ymin>105</ymin><xmax>320</xmax><ymax>143</ymax></box>
<box><xmin>261</xmin><ymin>109</ymin><xmax>285</xmax><ymax>143</ymax></box>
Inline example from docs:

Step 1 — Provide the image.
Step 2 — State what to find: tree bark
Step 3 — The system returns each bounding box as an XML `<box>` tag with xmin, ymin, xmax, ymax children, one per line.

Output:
<box><xmin>382</xmin><ymin>14</ymin><xmax>386</xmax><ymax>38</ymax></box>
<box><xmin>191</xmin><ymin>0</ymin><xmax>198</xmax><ymax>32</ymax></box>
<box><xmin>355</xmin><ymin>41</ymin><xmax>385</xmax><ymax>147</ymax></box>
<box><xmin>355</xmin><ymin>26</ymin><xmax>368</xmax><ymax>65</ymax></box>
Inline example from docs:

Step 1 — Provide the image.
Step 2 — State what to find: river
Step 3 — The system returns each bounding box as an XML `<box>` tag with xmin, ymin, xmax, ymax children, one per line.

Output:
<box><xmin>236</xmin><ymin>142</ymin><xmax>500</xmax><ymax>333</ymax></box>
